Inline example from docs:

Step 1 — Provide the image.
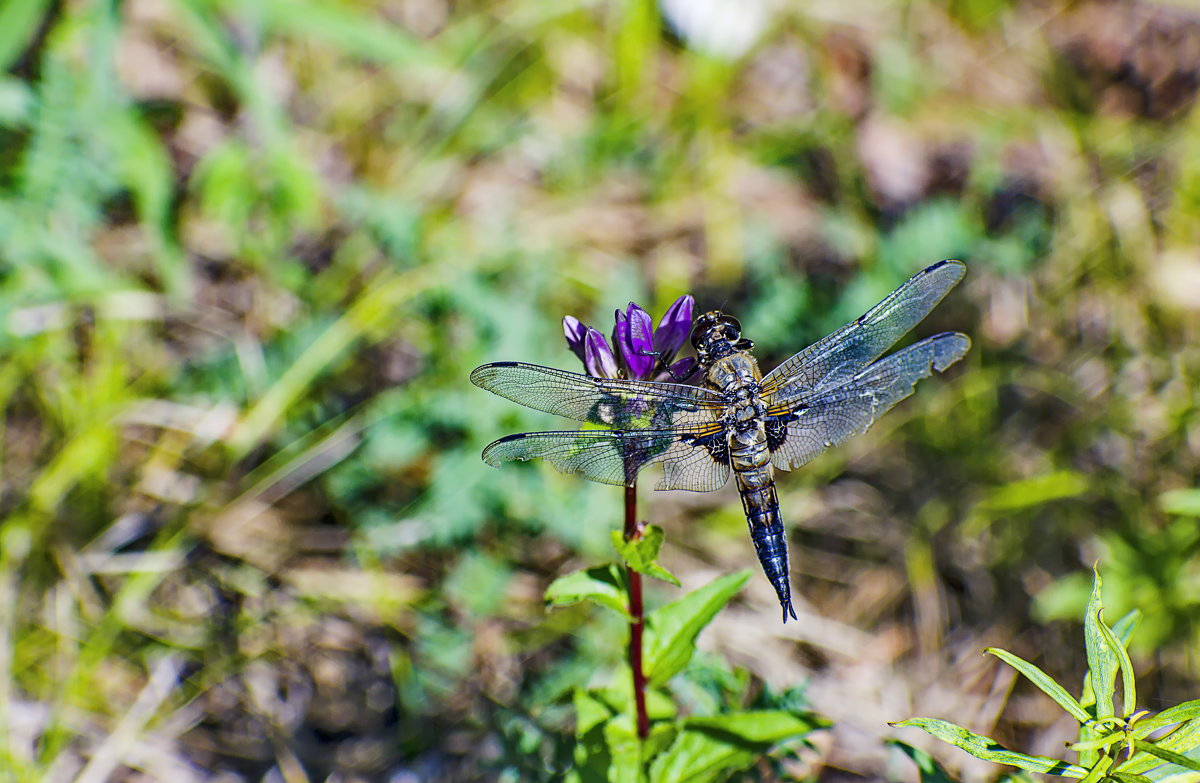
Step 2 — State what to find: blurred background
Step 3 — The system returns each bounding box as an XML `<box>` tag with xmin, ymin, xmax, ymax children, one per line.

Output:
<box><xmin>2</xmin><ymin>0</ymin><xmax>1199</xmax><ymax>780</ymax></box>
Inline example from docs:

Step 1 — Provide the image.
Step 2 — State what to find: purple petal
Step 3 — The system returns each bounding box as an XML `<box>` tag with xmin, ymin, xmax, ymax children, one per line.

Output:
<box><xmin>653</xmin><ymin>294</ymin><xmax>695</xmax><ymax>357</ymax></box>
<box><xmin>612</xmin><ymin>309</ymin><xmax>629</xmax><ymax>369</ymax></box>
<box><xmin>668</xmin><ymin>356</ymin><xmax>698</xmax><ymax>380</ymax></box>
<box><xmin>584</xmin><ymin>328</ymin><xmax>619</xmax><ymax>378</ymax></box>
<box><xmin>622</xmin><ymin>303</ymin><xmax>655</xmax><ymax>379</ymax></box>
<box><xmin>563</xmin><ymin>315</ymin><xmax>588</xmax><ymax>364</ymax></box>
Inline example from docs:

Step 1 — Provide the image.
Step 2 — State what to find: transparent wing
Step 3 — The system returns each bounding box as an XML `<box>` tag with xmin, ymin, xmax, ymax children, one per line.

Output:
<box><xmin>762</xmin><ymin>259</ymin><xmax>966</xmax><ymax>406</ymax></box>
<box><xmin>481</xmin><ymin>424</ymin><xmax>731</xmax><ymax>491</ymax></box>
<box><xmin>765</xmin><ymin>332</ymin><xmax>969</xmax><ymax>472</ymax></box>
<box><xmin>471</xmin><ymin>362</ymin><xmax>723</xmax><ymax>430</ymax></box>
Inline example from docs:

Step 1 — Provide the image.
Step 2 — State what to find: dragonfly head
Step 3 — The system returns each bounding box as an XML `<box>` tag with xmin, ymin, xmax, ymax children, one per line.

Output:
<box><xmin>691</xmin><ymin>311</ymin><xmax>752</xmax><ymax>365</ymax></box>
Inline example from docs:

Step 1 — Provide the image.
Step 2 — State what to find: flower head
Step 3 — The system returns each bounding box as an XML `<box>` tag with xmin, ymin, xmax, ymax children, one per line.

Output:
<box><xmin>563</xmin><ymin>295</ymin><xmax>696</xmax><ymax>381</ymax></box>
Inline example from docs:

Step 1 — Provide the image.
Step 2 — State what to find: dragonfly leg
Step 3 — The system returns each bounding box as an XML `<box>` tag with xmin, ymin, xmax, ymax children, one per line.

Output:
<box><xmin>637</xmin><ymin>349</ymin><xmax>698</xmax><ymax>382</ymax></box>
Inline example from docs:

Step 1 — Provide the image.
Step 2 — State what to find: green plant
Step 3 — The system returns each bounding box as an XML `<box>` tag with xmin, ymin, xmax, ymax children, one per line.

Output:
<box><xmin>545</xmin><ymin>531</ymin><xmax>826</xmax><ymax>782</ymax></box>
<box><xmin>894</xmin><ymin>567</ymin><xmax>1200</xmax><ymax>783</ymax></box>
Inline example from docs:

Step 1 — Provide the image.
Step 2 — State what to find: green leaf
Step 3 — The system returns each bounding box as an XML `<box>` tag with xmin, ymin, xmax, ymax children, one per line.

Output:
<box><xmin>1153</xmin><ymin>719</ymin><xmax>1200</xmax><ymax>756</ymax></box>
<box><xmin>1135</xmin><ymin>702</ymin><xmax>1200</xmax><ymax>738</ymax></box>
<box><xmin>1109</xmin><ymin>774</ymin><xmax>1157</xmax><ymax>783</ymax></box>
<box><xmin>1070</xmin><ymin>735</ymin><xmax>1125</xmax><ymax>753</ymax></box>
<box><xmin>611</xmin><ymin>525</ymin><xmax>680</xmax><ymax>586</ymax></box>
<box><xmin>977</xmin><ymin>471</ymin><xmax>1089</xmax><ymax>512</ymax></box>
<box><xmin>600</xmin><ymin>673</ymin><xmax>679</xmax><ymax>725</ymax></box>
<box><xmin>1079</xmin><ymin>755</ymin><xmax>1114</xmax><ymax>783</ymax></box>
<box><xmin>1119</xmin><ymin>720</ymin><xmax>1200</xmax><ymax>775</ymax></box>
<box><xmin>546</xmin><ymin>565</ymin><xmax>630</xmax><ymax>619</ymax></box>
<box><xmin>643</xmin><ymin>571</ymin><xmax>751</xmax><ymax>688</ymax></box>
<box><xmin>573</xmin><ymin>689</ymin><xmax>619</xmax><ymax>783</ymax></box>
<box><xmin>1131</xmin><ymin>741</ymin><xmax>1200</xmax><ymax>773</ymax></box>
<box><xmin>1112</xmin><ymin>610</ymin><xmax>1142</xmax><ymax>648</ymax></box>
<box><xmin>0</xmin><ymin>0</ymin><xmax>52</xmax><ymax>71</ymax></box>
<box><xmin>985</xmin><ymin>647</ymin><xmax>1091</xmax><ymax>723</ymax></box>
<box><xmin>649</xmin><ymin>710</ymin><xmax>821</xmax><ymax>783</ymax></box>
<box><xmin>1146</xmin><ymin>771</ymin><xmax>1200</xmax><ymax>783</ymax></box>
<box><xmin>1095</xmin><ymin>611</ymin><xmax>1137</xmax><ymax>719</ymax></box>
<box><xmin>887</xmin><ymin>739</ymin><xmax>960</xmax><ymax>783</ymax></box>
<box><xmin>604</xmin><ymin>718</ymin><xmax>644</xmax><ymax>783</ymax></box>
<box><xmin>575</xmin><ymin>688</ymin><xmax>619</xmax><ymax>738</ymax></box>
<box><xmin>1160</xmin><ymin>489</ymin><xmax>1200</xmax><ymax>516</ymax></box>
<box><xmin>1084</xmin><ymin>566</ymin><xmax>1117</xmax><ymax>721</ymax></box>
<box><xmin>682</xmin><ymin>710</ymin><xmax>826</xmax><ymax>741</ymax></box>
<box><xmin>891</xmin><ymin>718</ymin><xmax>1089</xmax><ymax>778</ymax></box>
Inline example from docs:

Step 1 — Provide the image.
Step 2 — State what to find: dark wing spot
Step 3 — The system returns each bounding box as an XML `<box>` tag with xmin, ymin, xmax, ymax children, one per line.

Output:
<box><xmin>765</xmin><ymin>412</ymin><xmax>798</xmax><ymax>453</ymax></box>
<box><xmin>495</xmin><ymin>432</ymin><xmax>528</xmax><ymax>444</ymax></box>
<box><xmin>684</xmin><ymin>428</ymin><xmax>730</xmax><ymax>465</ymax></box>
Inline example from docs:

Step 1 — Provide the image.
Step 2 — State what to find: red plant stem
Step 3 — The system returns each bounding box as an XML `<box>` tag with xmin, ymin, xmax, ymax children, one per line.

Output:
<box><xmin>625</xmin><ymin>482</ymin><xmax>650</xmax><ymax>739</ymax></box>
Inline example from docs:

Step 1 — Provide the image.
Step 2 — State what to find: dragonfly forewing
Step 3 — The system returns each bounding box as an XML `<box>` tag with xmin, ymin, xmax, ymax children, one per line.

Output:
<box><xmin>765</xmin><ymin>331</ymin><xmax>970</xmax><ymax>472</ymax></box>
<box><xmin>470</xmin><ymin>361</ymin><xmax>723</xmax><ymax>430</ymax></box>
<box><xmin>762</xmin><ymin>259</ymin><xmax>966</xmax><ymax>405</ymax></box>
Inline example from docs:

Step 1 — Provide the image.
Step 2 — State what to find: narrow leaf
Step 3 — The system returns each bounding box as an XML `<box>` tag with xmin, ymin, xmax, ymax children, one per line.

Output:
<box><xmin>1069</xmin><ymin>735</ymin><xmax>1125</xmax><ymax>753</ymax></box>
<box><xmin>891</xmin><ymin>718</ymin><xmax>1088</xmax><ymax>778</ymax></box>
<box><xmin>1146</xmin><ymin>770</ymin><xmax>1200</xmax><ymax>783</ymax></box>
<box><xmin>1112</xmin><ymin>610</ymin><xmax>1142</xmax><ymax>647</ymax></box>
<box><xmin>1079</xmin><ymin>755</ymin><xmax>1113</xmax><ymax>783</ymax></box>
<box><xmin>546</xmin><ymin>565</ymin><xmax>630</xmax><ymax>619</ymax></box>
<box><xmin>985</xmin><ymin>647</ymin><xmax>1091</xmax><ymax>723</ymax></box>
<box><xmin>1084</xmin><ymin>566</ymin><xmax>1117</xmax><ymax>720</ymax></box>
<box><xmin>1131</xmin><ymin>741</ymin><xmax>1200</xmax><ymax>773</ymax></box>
<box><xmin>1109</xmin><ymin>774</ymin><xmax>1156</xmax><ymax>783</ymax></box>
<box><xmin>1137</xmin><ymin>704</ymin><xmax>1200</xmax><ymax>738</ymax></box>
<box><xmin>1117</xmin><ymin>720</ymin><xmax>1200</xmax><ymax>775</ymax></box>
<box><xmin>1095</xmin><ymin>611</ymin><xmax>1137</xmax><ymax>719</ymax></box>
<box><xmin>643</xmin><ymin>571</ymin><xmax>751</xmax><ymax>688</ymax></box>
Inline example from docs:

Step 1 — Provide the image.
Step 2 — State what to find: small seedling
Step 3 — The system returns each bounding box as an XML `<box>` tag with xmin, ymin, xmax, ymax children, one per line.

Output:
<box><xmin>894</xmin><ymin>566</ymin><xmax>1200</xmax><ymax>783</ymax></box>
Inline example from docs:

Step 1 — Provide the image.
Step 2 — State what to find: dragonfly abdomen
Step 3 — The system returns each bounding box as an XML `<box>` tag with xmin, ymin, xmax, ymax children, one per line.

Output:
<box><xmin>731</xmin><ymin>432</ymin><xmax>797</xmax><ymax>623</ymax></box>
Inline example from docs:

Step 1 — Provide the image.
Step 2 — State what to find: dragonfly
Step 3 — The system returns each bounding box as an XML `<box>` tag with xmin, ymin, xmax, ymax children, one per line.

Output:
<box><xmin>471</xmin><ymin>260</ymin><xmax>970</xmax><ymax>622</ymax></box>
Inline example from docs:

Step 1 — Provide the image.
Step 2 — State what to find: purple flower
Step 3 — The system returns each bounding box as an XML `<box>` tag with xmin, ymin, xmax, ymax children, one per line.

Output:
<box><xmin>562</xmin><ymin>295</ymin><xmax>696</xmax><ymax>382</ymax></box>
<box><xmin>563</xmin><ymin>316</ymin><xmax>589</xmax><ymax>364</ymax></box>
<box><xmin>584</xmin><ymin>327</ymin><xmax>619</xmax><ymax>378</ymax></box>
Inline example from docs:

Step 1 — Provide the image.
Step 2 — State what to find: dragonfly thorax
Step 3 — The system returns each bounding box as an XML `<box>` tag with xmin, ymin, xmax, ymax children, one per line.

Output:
<box><xmin>703</xmin><ymin>351</ymin><xmax>767</xmax><ymax>433</ymax></box>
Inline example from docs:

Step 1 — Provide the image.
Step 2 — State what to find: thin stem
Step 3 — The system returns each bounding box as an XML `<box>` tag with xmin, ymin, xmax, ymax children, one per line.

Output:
<box><xmin>625</xmin><ymin>482</ymin><xmax>649</xmax><ymax>739</ymax></box>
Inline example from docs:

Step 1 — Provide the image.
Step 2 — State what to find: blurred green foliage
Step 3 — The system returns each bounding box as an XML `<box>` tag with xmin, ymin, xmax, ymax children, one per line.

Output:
<box><xmin>0</xmin><ymin>0</ymin><xmax>1198</xmax><ymax>779</ymax></box>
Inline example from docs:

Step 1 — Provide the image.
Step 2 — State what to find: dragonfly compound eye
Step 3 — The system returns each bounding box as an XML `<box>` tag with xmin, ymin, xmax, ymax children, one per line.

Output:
<box><xmin>716</xmin><ymin>314</ymin><xmax>742</xmax><ymax>343</ymax></box>
<box><xmin>691</xmin><ymin>311</ymin><xmax>724</xmax><ymax>350</ymax></box>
